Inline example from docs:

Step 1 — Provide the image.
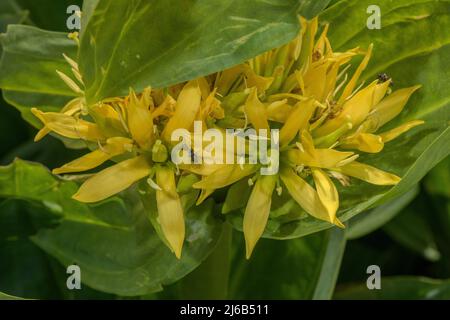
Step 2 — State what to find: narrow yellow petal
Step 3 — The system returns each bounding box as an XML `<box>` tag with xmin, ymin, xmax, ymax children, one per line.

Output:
<box><xmin>156</xmin><ymin>166</ymin><xmax>185</xmax><ymax>259</ymax></box>
<box><xmin>244</xmin><ymin>87</ymin><xmax>269</xmax><ymax>131</ymax></box>
<box><xmin>31</xmin><ymin>108</ymin><xmax>104</xmax><ymax>142</ymax></box>
<box><xmin>368</xmin><ymin>85</ymin><xmax>421</xmax><ymax>127</ymax></box>
<box><xmin>333</xmin><ymin>161</ymin><xmax>401</xmax><ymax>185</ymax></box>
<box><xmin>372</xmin><ymin>80</ymin><xmax>392</xmax><ymax>107</ymax></box>
<box><xmin>340</xmin><ymin>133</ymin><xmax>384</xmax><ymax>153</ymax></box>
<box><xmin>243</xmin><ymin>64</ymin><xmax>274</xmax><ymax>94</ymax></box>
<box><xmin>162</xmin><ymin>80</ymin><xmax>202</xmax><ymax>142</ymax></box>
<box><xmin>315</xmin><ymin>81</ymin><xmax>378</xmax><ymax>137</ymax></box>
<box><xmin>56</xmin><ymin>70</ymin><xmax>83</xmax><ymax>95</ymax></box>
<box><xmin>280</xmin><ymin>168</ymin><xmax>344</xmax><ymax>227</ymax></box>
<box><xmin>287</xmin><ymin>131</ymin><xmax>355</xmax><ymax>168</ymax></box>
<box><xmin>338</xmin><ymin>44</ymin><xmax>373</xmax><ymax>103</ymax></box>
<box><xmin>266</xmin><ymin>100</ymin><xmax>292</xmax><ymax>123</ymax></box>
<box><xmin>312</xmin><ymin>168</ymin><xmax>339</xmax><ymax>222</ymax></box>
<box><xmin>128</xmin><ymin>89</ymin><xmax>154</xmax><ymax>149</ymax></box>
<box><xmin>196</xmin><ymin>188</ymin><xmax>215</xmax><ymax>205</ymax></box>
<box><xmin>244</xmin><ymin>175</ymin><xmax>277</xmax><ymax>259</ymax></box>
<box><xmin>73</xmin><ymin>156</ymin><xmax>151</xmax><ymax>203</ymax></box>
<box><xmin>53</xmin><ymin>137</ymin><xmax>132</xmax><ymax>174</ymax></box>
<box><xmin>279</xmin><ymin>99</ymin><xmax>316</xmax><ymax>146</ymax></box>
<box><xmin>193</xmin><ymin>164</ymin><xmax>258</xmax><ymax>190</ymax></box>
<box><xmin>380</xmin><ymin>120</ymin><xmax>425</xmax><ymax>143</ymax></box>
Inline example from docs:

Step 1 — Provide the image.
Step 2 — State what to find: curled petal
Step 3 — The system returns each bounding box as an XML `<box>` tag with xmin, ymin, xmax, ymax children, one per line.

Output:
<box><xmin>312</xmin><ymin>168</ymin><xmax>339</xmax><ymax>222</ymax></box>
<box><xmin>280</xmin><ymin>167</ymin><xmax>344</xmax><ymax>227</ymax></box>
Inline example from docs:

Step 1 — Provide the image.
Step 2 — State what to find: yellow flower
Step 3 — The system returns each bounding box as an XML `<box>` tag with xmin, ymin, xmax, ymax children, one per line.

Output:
<box><xmin>32</xmin><ymin>17</ymin><xmax>424</xmax><ymax>260</ymax></box>
<box><xmin>193</xmin><ymin>17</ymin><xmax>423</xmax><ymax>258</ymax></box>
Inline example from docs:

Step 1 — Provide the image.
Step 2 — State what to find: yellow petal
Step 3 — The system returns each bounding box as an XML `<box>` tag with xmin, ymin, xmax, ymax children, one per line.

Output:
<box><xmin>303</xmin><ymin>61</ymin><xmax>331</xmax><ymax>100</ymax></box>
<box><xmin>372</xmin><ymin>80</ymin><xmax>392</xmax><ymax>107</ymax></box>
<box><xmin>380</xmin><ymin>120</ymin><xmax>425</xmax><ymax>143</ymax></box>
<box><xmin>279</xmin><ymin>99</ymin><xmax>316</xmax><ymax>146</ymax></box>
<box><xmin>338</xmin><ymin>44</ymin><xmax>373</xmax><ymax>103</ymax></box>
<box><xmin>193</xmin><ymin>164</ymin><xmax>258</xmax><ymax>190</ymax></box>
<box><xmin>31</xmin><ymin>108</ymin><xmax>104</xmax><ymax>142</ymax></box>
<box><xmin>162</xmin><ymin>80</ymin><xmax>202</xmax><ymax>142</ymax></box>
<box><xmin>73</xmin><ymin>155</ymin><xmax>151</xmax><ymax>203</ymax></box>
<box><xmin>312</xmin><ymin>168</ymin><xmax>339</xmax><ymax>223</ymax></box>
<box><xmin>244</xmin><ymin>175</ymin><xmax>277</xmax><ymax>259</ymax></box>
<box><xmin>315</xmin><ymin>81</ymin><xmax>378</xmax><ymax>137</ymax></box>
<box><xmin>244</xmin><ymin>87</ymin><xmax>269</xmax><ymax>131</ymax></box>
<box><xmin>333</xmin><ymin>161</ymin><xmax>401</xmax><ymax>185</ymax></box>
<box><xmin>266</xmin><ymin>100</ymin><xmax>292</xmax><ymax>123</ymax></box>
<box><xmin>179</xmin><ymin>163</ymin><xmax>225</xmax><ymax>176</ymax></box>
<box><xmin>53</xmin><ymin>137</ymin><xmax>133</xmax><ymax>174</ymax></box>
<box><xmin>156</xmin><ymin>166</ymin><xmax>185</xmax><ymax>259</ymax></box>
<box><xmin>128</xmin><ymin>89</ymin><xmax>154</xmax><ymax>149</ymax></box>
<box><xmin>243</xmin><ymin>64</ymin><xmax>274</xmax><ymax>94</ymax></box>
<box><xmin>340</xmin><ymin>133</ymin><xmax>384</xmax><ymax>153</ymax></box>
<box><xmin>280</xmin><ymin>167</ymin><xmax>343</xmax><ymax>227</ymax></box>
<box><xmin>368</xmin><ymin>85</ymin><xmax>421</xmax><ymax>127</ymax></box>
<box><xmin>196</xmin><ymin>188</ymin><xmax>215</xmax><ymax>205</ymax></box>
<box><xmin>287</xmin><ymin>131</ymin><xmax>355</xmax><ymax>168</ymax></box>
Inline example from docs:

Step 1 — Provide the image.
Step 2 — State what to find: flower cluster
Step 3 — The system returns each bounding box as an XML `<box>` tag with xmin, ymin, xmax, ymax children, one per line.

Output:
<box><xmin>32</xmin><ymin>17</ymin><xmax>423</xmax><ymax>259</ymax></box>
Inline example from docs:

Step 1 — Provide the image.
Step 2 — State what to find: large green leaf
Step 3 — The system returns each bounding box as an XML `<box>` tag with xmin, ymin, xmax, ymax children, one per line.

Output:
<box><xmin>225</xmin><ymin>0</ymin><xmax>450</xmax><ymax>240</ymax></box>
<box><xmin>228</xmin><ymin>228</ymin><xmax>346</xmax><ymax>299</ymax></box>
<box><xmin>346</xmin><ymin>186</ymin><xmax>419</xmax><ymax>240</ymax></box>
<box><xmin>0</xmin><ymin>159</ymin><xmax>222</xmax><ymax>296</ymax></box>
<box><xmin>0</xmin><ymin>25</ymin><xmax>78</xmax><ymax>127</ymax></box>
<box><xmin>79</xmin><ymin>0</ymin><xmax>330</xmax><ymax>103</ymax></box>
<box><xmin>383</xmin><ymin>196</ymin><xmax>442</xmax><ymax>262</ymax></box>
<box><xmin>335</xmin><ymin>277</ymin><xmax>450</xmax><ymax>300</ymax></box>
<box><xmin>0</xmin><ymin>199</ymin><xmax>113</xmax><ymax>299</ymax></box>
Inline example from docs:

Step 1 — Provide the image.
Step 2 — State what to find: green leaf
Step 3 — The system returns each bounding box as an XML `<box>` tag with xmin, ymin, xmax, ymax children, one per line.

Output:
<box><xmin>0</xmin><ymin>0</ymin><xmax>29</xmax><ymax>33</ymax></box>
<box><xmin>335</xmin><ymin>277</ymin><xmax>450</xmax><ymax>300</ymax></box>
<box><xmin>346</xmin><ymin>186</ymin><xmax>419</xmax><ymax>240</ymax></box>
<box><xmin>0</xmin><ymin>199</ymin><xmax>112</xmax><ymax>299</ymax></box>
<box><xmin>0</xmin><ymin>25</ymin><xmax>78</xmax><ymax>127</ymax></box>
<box><xmin>424</xmin><ymin>156</ymin><xmax>450</xmax><ymax>198</ymax></box>
<box><xmin>229</xmin><ymin>228</ymin><xmax>346</xmax><ymax>299</ymax></box>
<box><xmin>233</xmin><ymin>0</ymin><xmax>450</xmax><ymax>240</ymax></box>
<box><xmin>0</xmin><ymin>159</ymin><xmax>222</xmax><ymax>296</ymax></box>
<box><xmin>79</xmin><ymin>0</ymin><xmax>329</xmax><ymax>103</ymax></box>
<box><xmin>383</xmin><ymin>197</ymin><xmax>442</xmax><ymax>262</ymax></box>
<box><xmin>0</xmin><ymin>292</ymin><xmax>25</xmax><ymax>300</ymax></box>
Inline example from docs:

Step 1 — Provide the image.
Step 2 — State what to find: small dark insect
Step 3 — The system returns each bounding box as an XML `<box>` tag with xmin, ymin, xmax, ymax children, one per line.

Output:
<box><xmin>377</xmin><ymin>73</ymin><xmax>394</xmax><ymax>86</ymax></box>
